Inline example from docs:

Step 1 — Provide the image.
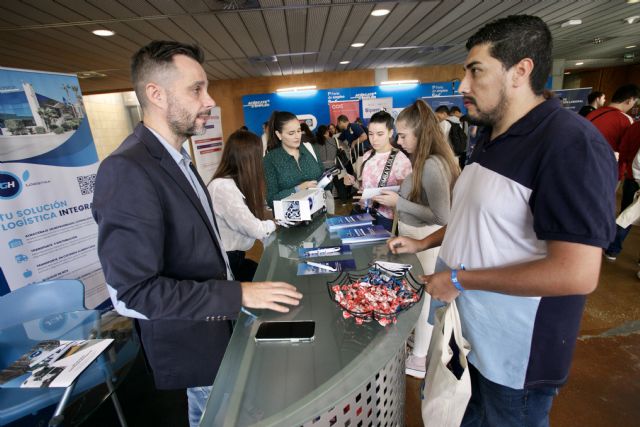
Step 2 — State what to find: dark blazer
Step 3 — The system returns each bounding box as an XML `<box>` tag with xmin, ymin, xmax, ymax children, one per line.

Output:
<box><xmin>92</xmin><ymin>123</ymin><xmax>241</xmax><ymax>389</ymax></box>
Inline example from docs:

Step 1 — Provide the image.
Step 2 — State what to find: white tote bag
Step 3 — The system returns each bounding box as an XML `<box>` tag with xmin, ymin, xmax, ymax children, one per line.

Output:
<box><xmin>422</xmin><ymin>300</ymin><xmax>472</xmax><ymax>427</ymax></box>
<box><xmin>616</xmin><ymin>190</ymin><xmax>640</xmax><ymax>228</ymax></box>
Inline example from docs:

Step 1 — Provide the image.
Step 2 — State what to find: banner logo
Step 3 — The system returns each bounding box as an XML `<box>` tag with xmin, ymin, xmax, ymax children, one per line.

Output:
<box><xmin>0</xmin><ymin>171</ymin><xmax>22</xmax><ymax>199</ymax></box>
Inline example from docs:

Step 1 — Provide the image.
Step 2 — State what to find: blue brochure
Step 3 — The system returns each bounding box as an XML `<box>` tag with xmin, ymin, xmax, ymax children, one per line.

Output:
<box><xmin>298</xmin><ymin>245</ymin><xmax>352</xmax><ymax>258</ymax></box>
<box><xmin>325</xmin><ymin>213</ymin><xmax>374</xmax><ymax>231</ymax></box>
<box><xmin>297</xmin><ymin>259</ymin><xmax>357</xmax><ymax>276</ymax></box>
<box><xmin>337</xmin><ymin>225</ymin><xmax>391</xmax><ymax>245</ymax></box>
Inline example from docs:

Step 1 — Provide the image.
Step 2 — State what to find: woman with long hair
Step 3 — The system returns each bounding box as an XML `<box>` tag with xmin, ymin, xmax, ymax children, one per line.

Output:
<box><xmin>208</xmin><ymin>130</ymin><xmax>276</xmax><ymax>281</ymax></box>
<box><xmin>373</xmin><ymin>100</ymin><xmax>460</xmax><ymax>378</ymax></box>
<box><xmin>264</xmin><ymin>111</ymin><xmax>324</xmax><ymax>208</ymax></box>
<box><xmin>343</xmin><ymin>111</ymin><xmax>412</xmax><ymax>231</ymax></box>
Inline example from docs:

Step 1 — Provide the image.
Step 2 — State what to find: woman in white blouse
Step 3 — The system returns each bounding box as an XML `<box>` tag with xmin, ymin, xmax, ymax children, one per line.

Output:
<box><xmin>208</xmin><ymin>130</ymin><xmax>276</xmax><ymax>281</ymax></box>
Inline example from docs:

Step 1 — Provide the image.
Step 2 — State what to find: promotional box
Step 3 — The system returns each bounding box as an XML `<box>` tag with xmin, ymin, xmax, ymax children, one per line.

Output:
<box><xmin>274</xmin><ymin>189</ymin><xmax>326</xmax><ymax>223</ymax></box>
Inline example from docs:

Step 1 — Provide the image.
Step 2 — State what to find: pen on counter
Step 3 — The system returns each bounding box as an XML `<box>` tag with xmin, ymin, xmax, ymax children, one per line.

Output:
<box><xmin>306</xmin><ymin>247</ymin><xmax>341</xmax><ymax>256</ymax></box>
<box><xmin>306</xmin><ymin>261</ymin><xmax>338</xmax><ymax>272</ymax></box>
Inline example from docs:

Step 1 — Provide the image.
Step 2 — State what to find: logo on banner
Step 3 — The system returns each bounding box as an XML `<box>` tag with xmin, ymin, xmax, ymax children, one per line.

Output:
<box><xmin>0</xmin><ymin>171</ymin><xmax>23</xmax><ymax>199</ymax></box>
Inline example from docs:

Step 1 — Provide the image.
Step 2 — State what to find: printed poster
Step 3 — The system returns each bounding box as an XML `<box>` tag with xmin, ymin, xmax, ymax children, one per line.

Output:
<box><xmin>191</xmin><ymin>106</ymin><xmax>224</xmax><ymax>184</ymax></box>
<box><xmin>362</xmin><ymin>97</ymin><xmax>393</xmax><ymax>119</ymax></box>
<box><xmin>0</xmin><ymin>67</ymin><xmax>108</xmax><ymax>308</ymax></box>
<box><xmin>329</xmin><ymin>100</ymin><xmax>360</xmax><ymax>125</ymax></box>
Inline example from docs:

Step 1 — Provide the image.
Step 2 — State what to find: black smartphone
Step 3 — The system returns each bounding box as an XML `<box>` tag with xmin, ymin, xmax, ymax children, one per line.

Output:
<box><xmin>254</xmin><ymin>321</ymin><xmax>315</xmax><ymax>343</ymax></box>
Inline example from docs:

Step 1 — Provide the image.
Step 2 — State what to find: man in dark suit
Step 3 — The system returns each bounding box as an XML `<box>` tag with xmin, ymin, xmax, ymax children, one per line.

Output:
<box><xmin>92</xmin><ymin>41</ymin><xmax>302</xmax><ymax>427</ymax></box>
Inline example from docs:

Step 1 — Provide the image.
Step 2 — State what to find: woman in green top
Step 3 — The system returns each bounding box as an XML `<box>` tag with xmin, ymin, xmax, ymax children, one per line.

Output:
<box><xmin>263</xmin><ymin>111</ymin><xmax>324</xmax><ymax>208</ymax></box>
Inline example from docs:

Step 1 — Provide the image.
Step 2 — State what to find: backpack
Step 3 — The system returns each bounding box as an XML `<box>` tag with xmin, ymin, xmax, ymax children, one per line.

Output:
<box><xmin>446</xmin><ymin>120</ymin><xmax>467</xmax><ymax>156</ymax></box>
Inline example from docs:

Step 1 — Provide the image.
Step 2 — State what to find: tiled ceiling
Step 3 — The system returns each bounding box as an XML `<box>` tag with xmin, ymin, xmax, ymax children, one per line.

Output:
<box><xmin>0</xmin><ymin>0</ymin><xmax>639</xmax><ymax>92</ymax></box>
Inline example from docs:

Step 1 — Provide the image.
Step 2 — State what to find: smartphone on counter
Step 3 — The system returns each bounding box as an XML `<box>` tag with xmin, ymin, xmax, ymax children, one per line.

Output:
<box><xmin>254</xmin><ymin>320</ymin><xmax>315</xmax><ymax>343</ymax></box>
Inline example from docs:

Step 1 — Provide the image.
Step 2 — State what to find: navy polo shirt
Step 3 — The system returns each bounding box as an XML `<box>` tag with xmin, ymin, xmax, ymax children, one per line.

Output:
<box><xmin>436</xmin><ymin>98</ymin><xmax>617</xmax><ymax>389</ymax></box>
<box><xmin>338</xmin><ymin>123</ymin><xmax>371</xmax><ymax>151</ymax></box>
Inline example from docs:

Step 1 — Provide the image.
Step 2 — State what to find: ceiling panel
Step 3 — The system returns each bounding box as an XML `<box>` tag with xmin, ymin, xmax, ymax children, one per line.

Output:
<box><xmin>0</xmin><ymin>0</ymin><xmax>638</xmax><ymax>90</ymax></box>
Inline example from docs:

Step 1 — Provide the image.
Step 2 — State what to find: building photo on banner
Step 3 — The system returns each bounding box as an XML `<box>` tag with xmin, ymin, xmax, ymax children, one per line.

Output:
<box><xmin>0</xmin><ymin>67</ymin><xmax>109</xmax><ymax>309</ymax></box>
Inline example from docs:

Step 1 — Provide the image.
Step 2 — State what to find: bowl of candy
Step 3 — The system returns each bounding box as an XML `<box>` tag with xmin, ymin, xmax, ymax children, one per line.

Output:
<box><xmin>327</xmin><ymin>261</ymin><xmax>424</xmax><ymax>326</ymax></box>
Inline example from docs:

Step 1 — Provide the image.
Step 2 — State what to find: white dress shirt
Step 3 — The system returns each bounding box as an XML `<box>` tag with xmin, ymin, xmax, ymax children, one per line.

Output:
<box><xmin>208</xmin><ymin>177</ymin><xmax>276</xmax><ymax>252</ymax></box>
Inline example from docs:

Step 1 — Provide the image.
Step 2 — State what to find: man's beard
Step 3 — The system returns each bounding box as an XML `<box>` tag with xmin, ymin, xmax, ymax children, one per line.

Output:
<box><xmin>167</xmin><ymin>97</ymin><xmax>208</xmax><ymax>139</ymax></box>
<box><xmin>464</xmin><ymin>84</ymin><xmax>508</xmax><ymax>128</ymax></box>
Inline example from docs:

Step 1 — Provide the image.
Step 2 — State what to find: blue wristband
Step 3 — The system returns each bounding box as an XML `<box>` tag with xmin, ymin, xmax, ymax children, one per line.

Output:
<box><xmin>451</xmin><ymin>269</ymin><xmax>464</xmax><ymax>292</ymax></box>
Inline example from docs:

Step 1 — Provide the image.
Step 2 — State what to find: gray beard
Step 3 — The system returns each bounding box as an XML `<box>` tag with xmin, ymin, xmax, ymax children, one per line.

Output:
<box><xmin>167</xmin><ymin>99</ymin><xmax>205</xmax><ymax>140</ymax></box>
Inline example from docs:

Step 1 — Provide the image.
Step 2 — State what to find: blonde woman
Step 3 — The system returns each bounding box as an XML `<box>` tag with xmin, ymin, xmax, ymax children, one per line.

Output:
<box><xmin>373</xmin><ymin>100</ymin><xmax>460</xmax><ymax>378</ymax></box>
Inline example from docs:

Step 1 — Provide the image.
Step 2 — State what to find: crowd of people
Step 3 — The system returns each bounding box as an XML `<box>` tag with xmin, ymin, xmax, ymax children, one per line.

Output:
<box><xmin>90</xmin><ymin>12</ymin><xmax>638</xmax><ymax>427</ymax></box>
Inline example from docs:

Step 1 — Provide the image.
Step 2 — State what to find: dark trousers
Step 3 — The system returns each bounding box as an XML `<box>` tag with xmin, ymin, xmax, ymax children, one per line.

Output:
<box><xmin>606</xmin><ymin>179</ymin><xmax>639</xmax><ymax>255</ymax></box>
<box><xmin>333</xmin><ymin>176</ymin><xmax>351</xmax><ymax>201</ymax></box>
<box><xmin>226</xmin><ymin>250</ymin><xmax>258</xmax><ymax>282</ymax></box>
<box><xmin>461</xmin><ymin>364</ymin><xmax>558</xmax><ymax>427</ymax></box>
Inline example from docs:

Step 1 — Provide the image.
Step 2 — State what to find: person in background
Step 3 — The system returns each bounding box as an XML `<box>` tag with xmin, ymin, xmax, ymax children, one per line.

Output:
<box><xmin>604</xmin><ymin>120</ymin><xmax>640</xmax><ymax>261</ymax></box>
<box><xmin>239</xmin><ymin>125</ymin><xmax>248</xmax><ymax>131</ymax></box>
<box><xmin>343</xmin><ymin>111</ymin><xmax>412</xmax><ymax>231</ymax></box>
<box><xmin>92</xmin><ymin>40</ymin><xmax>302</xmax><ymax>427</ymax></box>
<box><xmin>314</xmin><ymin>124</ymin><xmax>338</xmax><ymax>170</ymax></box>
<box><xmin>328</xmin><ymin>123</ymin><xmax>337</xmax><ymax>137</ymax></box>
<box><xmin>374</xmin><ymin>100</ymin><xmax>460</xmax><ymax>379</ymax></box>
<box><xmin>208</xmin><ymin>130</ymin><xmax>278</xmax><ymax>281</ymax></box>
<box><xmin>578</xmin><ymin>91</ymin><xmax>605</xmax><ymax>117</ymax></box>
<box><xmin>586</xmin><ymin>84</ymin><xmax>638</xmax><ymax>152</ymax></box>
<box><xmin>264</xmin><ymin>111</ymin><xmax>324</xmax><ymax>208</ymax></box>
<box><xmin>261</xmin><ymin>121</ymin><xmax>269</xmax><ymax>156</ymax></box>
<box><xmin>336</xmin><ymin>114</ymin><xmax>371</xmax><ymax>154</ymax></box>
<box><xmin>300</xmin><ymin>122</ymin><xmax>314</xmax><ymax>144</ymax></box>
<box><xmin>389</xmin><ymin>15</ymin><xmax>615</xmax><ymax>426</ymax></box>
<box><xmin>434</xmin><ymin>105</ymin><xmax>451</xmax><ymax>139</ymax></box>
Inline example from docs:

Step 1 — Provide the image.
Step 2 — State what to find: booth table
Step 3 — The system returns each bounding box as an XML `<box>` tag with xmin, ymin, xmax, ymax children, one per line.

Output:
<box><xmin>200</xmin><ymin>215</ymin><xmax>424</xmax><ymax>427</ymax></box>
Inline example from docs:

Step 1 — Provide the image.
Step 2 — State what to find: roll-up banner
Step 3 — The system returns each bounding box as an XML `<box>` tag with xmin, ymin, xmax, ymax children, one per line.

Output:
<box><xmin>0</xmin><ymin>67</ymin><xmax>109</xmax><ymax>308</ymax></box>
<box><xmin>191</xmin><ymin>106</ymin><xmax>224</xmax><ymax>184</ymax></box>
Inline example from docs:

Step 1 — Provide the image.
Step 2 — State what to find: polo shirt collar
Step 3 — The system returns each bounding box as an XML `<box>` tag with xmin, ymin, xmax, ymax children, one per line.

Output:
<box><xmin>501</xmin><ymin>98</ymin><xmax>561</xmax><ymax>137</ymax></box>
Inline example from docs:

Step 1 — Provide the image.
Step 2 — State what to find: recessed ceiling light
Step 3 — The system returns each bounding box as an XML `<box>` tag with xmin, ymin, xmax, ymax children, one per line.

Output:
<box><xmin>575</xmin><ymin>62</ymin><xmax>584</xmax><ymax>65</ymax></box>
<box><xmin>339</xmin><ymin>61</ymin><xmax>350</xmax><ymax>65</ymax></box>
<box><xmin>351</xmin><ymin>42</ymin><xmax>365</xmax><ymax>48</ymax></box>
<box><xmin>626</xmin><ymin>0</ymin><xmax>640</xmax><ymax>4</ymax></box>
<box><xmin>371</xmin><ymin>9</ymin><xmax>390</xmax><ymax>17</ymax></box>
<box><xmin>276</xmin><ymin>85</ymin><xmax>317</xmax><ymax>93</ymax></box>
<box><xmin>564</xmin><ymin>71</ymin><xmax>571</xmax><ymax>75</ymax></box>
<box><xmin>624</xmin><ymin>16</ymin><xmax>640</xmax><ymax>24</ymax></box>
<box><xmin>560</xmin><ymin>19</ymin><xmax>582</xmax><ymax>27</ymax></box>
<box><xmin>380</xmin><ymin>80</ymin><xmax>419</xmax><ymax>85</ymax></box>
<box><xmin>626</xmin><ymin>45</ymin><xmax>637</xmax><ymax>49</ymax></box>
<box><xmin>92</xmin><ymin>29</ymin><xmax>115</xmax><ymax>37</ymax></box>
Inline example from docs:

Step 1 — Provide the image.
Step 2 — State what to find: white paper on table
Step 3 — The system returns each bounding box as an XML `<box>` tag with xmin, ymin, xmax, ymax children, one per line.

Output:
<box><xmin>360</xmin><ymin>186</ymin><xmax>400</xmax><ymax>201</ymax></box>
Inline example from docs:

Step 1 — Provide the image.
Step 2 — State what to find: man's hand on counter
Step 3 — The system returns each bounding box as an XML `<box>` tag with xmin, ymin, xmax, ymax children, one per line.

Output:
<box><xmin>241</xmin><ymin>282</ymin><xmax>303</xmax><ymax>313</ymax></box>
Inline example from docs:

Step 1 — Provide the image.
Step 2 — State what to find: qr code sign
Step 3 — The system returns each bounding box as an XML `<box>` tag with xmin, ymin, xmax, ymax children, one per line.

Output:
<box><xmin>77</xmin><ymin>174</ymin><xmax>96</xmax><ymax>195</ymax></box>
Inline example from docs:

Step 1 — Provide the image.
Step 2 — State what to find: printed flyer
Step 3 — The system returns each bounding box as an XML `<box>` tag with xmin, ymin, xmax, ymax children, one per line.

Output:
<box><xmin>0</xmin><ymin>67</ymin><xmax>108</xmax><ymax>308</ymax></box>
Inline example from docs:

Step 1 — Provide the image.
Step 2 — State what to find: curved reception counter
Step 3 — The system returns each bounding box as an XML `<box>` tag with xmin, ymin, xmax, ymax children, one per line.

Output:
<box><xmin>200</xmin><ymin>215</ymin><xmax>424</xmax><ymax>427</ymax></box>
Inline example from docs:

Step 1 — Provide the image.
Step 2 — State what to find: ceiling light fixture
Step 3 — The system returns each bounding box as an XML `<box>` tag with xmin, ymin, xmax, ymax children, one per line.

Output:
<box><xmin>276</xmin><ymin>85</ymin><xmax>317</xmax><ymax>93</ymax></box>
<box><xmin>560</xmin><ymin>19</ymin><xmax>582</xmax><ymax>27</ymax></box>
<box><xmin>564</xmin><ymin>71</ymin><xmax>571</xmax><ymax>75</ymax></box>
<box><xmin>351</xmin><ymin>42</ymin><xmax>365</xmax><ymax>48</ymax></box>
<box><xmin>339</xmin><ymin>61</ymin><xmax>350</xmax><ymax>65</ymax></box>
<box><xmin>575</xmin><ymin>61</ymin><xmax>584</xmax><ymax>65</ymax></box>
<box><xmin>626</xmin><ymin>45</ymin><xmax>637</xmax><ymax>49</ymax></box>
<box><xmin>624</xmin><ymin>16</ymin><xmax>640</xmax><ymax>24</ymax></box>
<box><xmin>380</xmin><ymin>80</ymin><xmax>419</xmax><ymax>86</ymax></box>
<box><xmin>626</xmin><ymin>0</ymin><xmax>640</xmax><ymax>4</ymax></box>
<box><xmin>371</xmin><ymin>9</ymin><xmax>390</xmax><ymax>17</ymax></box>
<box><xmin>92</xmin><ymin>29</ymin><xmax>115</xmax><ymax>37</ymax></box>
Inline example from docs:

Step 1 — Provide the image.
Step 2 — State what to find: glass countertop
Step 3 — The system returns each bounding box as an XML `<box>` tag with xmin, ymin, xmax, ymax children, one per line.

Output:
<box><xmin>201</xmin><ymin>215</ymin><xmax>424</xmax><ymax>426</ymax></box>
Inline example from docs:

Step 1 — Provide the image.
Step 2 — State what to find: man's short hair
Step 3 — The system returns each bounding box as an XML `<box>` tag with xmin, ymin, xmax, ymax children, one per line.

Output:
<box><xmin>587</xmin><ymin>91</ymin><xmax>604</xmax><ymax>104</ymax></box>
<box><xmin>466</xmin><ymin>15</ymin><xmax>552</xmax><ymax>96</ymax></box>
<box><xmin>611</xmin><ymin>84</ymin><xmax>640</xmax><ymax>104</ymax></box>
<box><xmin>131</xmin><ymin>40</ymin><xmax>205</xmax><ymax>109</ymax></box>
<box><xmin>450</xmin><ymin>106</ymin><xmax>462</xmax><ymax>114</ymax></box>
<box><xmin>435</xmin><ymin>105</ymin><xmax>450</xmax><ymax>114</ymax></box>
<box><xmin>337</xmin><ymin>115</ymin><xmax>349</xmax><ymax>123</ymax></box>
